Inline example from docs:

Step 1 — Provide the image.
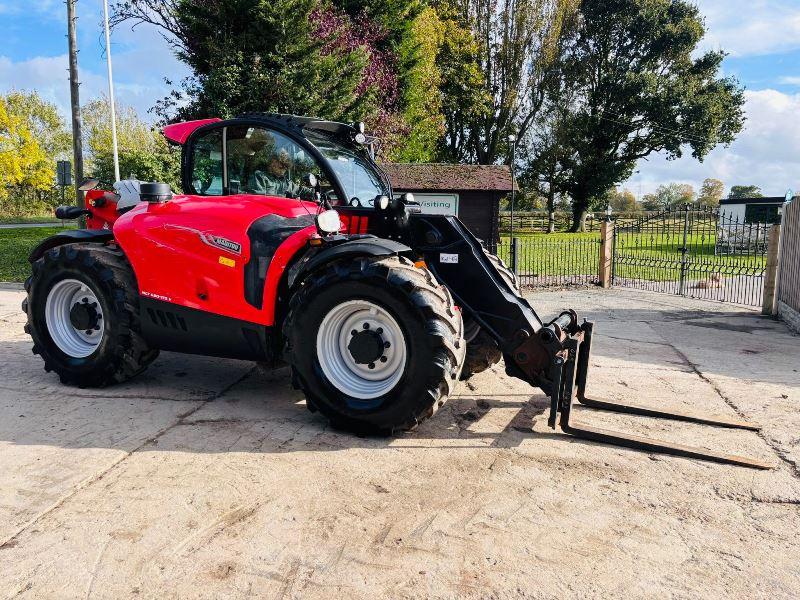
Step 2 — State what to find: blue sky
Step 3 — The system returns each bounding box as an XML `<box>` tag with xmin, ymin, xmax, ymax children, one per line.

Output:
<box><xmin>1</xmin><ymin>0</ymin><xmax>799</xmax><ymax>197</ymax></box>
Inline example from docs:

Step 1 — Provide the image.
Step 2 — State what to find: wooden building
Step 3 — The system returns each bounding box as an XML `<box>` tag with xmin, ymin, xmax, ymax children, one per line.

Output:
<box><xmin>381</xmin><ymin>163</ymin><xmax>515</xmax><ymax>243</ymax></box>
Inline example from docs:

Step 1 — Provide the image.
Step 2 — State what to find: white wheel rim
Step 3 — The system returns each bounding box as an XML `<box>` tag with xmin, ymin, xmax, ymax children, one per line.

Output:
<box><xmin>45</xmin><ymin>278</ymin><xmax>105</xmax><ymax>358</ymax></box>
<box><xmin>316</xmin><ymin>300</ymin><xmax>408</xmax><ymax>400</ymax></box>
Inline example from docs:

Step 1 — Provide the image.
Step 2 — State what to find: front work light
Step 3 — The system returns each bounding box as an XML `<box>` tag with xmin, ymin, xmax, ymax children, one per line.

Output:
<box><xmin>316</xmin><ymin>209</ymin><xmax>342</xmax><ymax>234</ymax></box>
<box><xmin>376</xmin><ymin>195</ymin><xmax>390</xmax><ymax>210</ymax></box>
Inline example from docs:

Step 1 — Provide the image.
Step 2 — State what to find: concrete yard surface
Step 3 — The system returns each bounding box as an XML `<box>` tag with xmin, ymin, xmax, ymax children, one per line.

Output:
<box><xmin>1</xmin><ymin>287</ymin><xmax>799</xmax><ymax>599</ymax></box>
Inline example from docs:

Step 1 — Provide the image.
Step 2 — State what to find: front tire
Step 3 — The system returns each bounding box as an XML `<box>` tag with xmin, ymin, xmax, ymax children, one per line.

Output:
<box><xmin>23</xmin><ymin>243</ymin><xmax>158</xmax><ymax>387</ymax></box>
<box><xmin>284</xmin><ymin>255</ymin><xmax>465</xmax><ymax>434</ymax></box>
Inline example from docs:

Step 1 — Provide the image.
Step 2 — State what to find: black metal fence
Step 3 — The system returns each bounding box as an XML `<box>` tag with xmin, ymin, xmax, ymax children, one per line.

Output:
<box><xmin>491</xmin><ymin>236</ymin><xmax>600</xmax><ymax>289</ymax></box>
<box><xmin>498</xmin><ymin>210</ymin><xmax>658</xmax><ymax>234</ymax></box>
<box><xmin>612</xmin><ymin>206</ymin><xmax>769</xmax><ymax>306</ymax></box>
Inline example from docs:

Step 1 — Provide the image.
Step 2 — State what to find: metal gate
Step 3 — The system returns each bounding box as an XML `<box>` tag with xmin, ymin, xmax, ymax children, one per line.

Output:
<box><xmin>612</xmin><ymin>206</ymin><xmax>770</xmax><ymax>306</ymax></box>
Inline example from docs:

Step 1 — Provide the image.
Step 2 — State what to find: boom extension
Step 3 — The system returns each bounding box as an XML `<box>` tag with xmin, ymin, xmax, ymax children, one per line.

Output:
<box><xmin>412</xmin><ymin>215</ymin><xmax>772</xmax><ymax>470</ymax></box>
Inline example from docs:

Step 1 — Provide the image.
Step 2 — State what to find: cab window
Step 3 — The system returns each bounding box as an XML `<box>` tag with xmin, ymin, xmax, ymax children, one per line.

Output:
<box><xmin>188</xmin><ymin>129</ymin><xmax>224</xmax><ymax>195</ymax></box>
<box><xmin>225</xmin><ymin>126</ymin><xmax>329</xmax><ymax>200</ymax></box>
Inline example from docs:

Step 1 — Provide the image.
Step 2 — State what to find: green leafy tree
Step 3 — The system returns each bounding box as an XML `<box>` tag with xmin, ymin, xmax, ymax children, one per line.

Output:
<box><xmin>640</xmin><ymin>183</ymin><xmax>695</xmax><ymax>211</ymax></box>
<box><xmin>728</xmin><ymin>185</ymin><xmax>764</xmax><ymax>199</ymax></box>
<box><xmin>82</xmin><ymin>97</ymin><xmax>181</xmax><ymax>190</ymax></box>
<box><xmin>5</xmin><ymin>91</ymin><xmax>71</xmax><ymax>162</ymax></box>
<box><xmin>436</xmin><ymin>0</ymin><xmax>574</xmax><ymax>164</ymax></box>
<box><xmin>394</xmin><ymin>6</ymin><xmax>445</xmax><ymax>162</ymax></box>
<box><xmin>0</xmin><ymin>92</ymin><xmax>69</xmax><ymax>217</ymax></box>
<box><xmin>116</xmin><ymin>0</ymin><xmax>372</xmax><ymax>123</ymax></box>
<box><xmin>604</xmin><ymin>187</ymin><xmax>638</xmax><ymax>212</ymax></box>
<box><xmin>92</xmin><ymin>147</ymin><xmax>181</xmax><ymax>191</ymax></box>
<box><xmin>554</xmin><ymin>0</ymin><xmax>745</xmax><ymax>231</ymax></box>
<box><xmin>697</xmin><ymin>177</ymin><xmax>724</xmax><ymax>206</ymax></box>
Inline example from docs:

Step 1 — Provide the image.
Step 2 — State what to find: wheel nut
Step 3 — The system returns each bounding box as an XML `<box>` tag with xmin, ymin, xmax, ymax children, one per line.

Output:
<box><xmin>85</xmin><ymin>330</ymin><xmax>93</xmax><ymax>335</ymax></box>
<box><xmin>380</xmin><ymin>356</ymin><xmax>387</xmax><ymax>363</ymax></box>
<box><xmin>384</xmin><ymin>341</ymin><xmax>391</xmax><ymax>349</ymax></box>
<box><xmin>368</xmin><ymin>362</ymin><xmax>376</xmax><ymax>369</ymax></box>
<box><xmin>351</xmin><ymin>329</ymin><xmax>357</xmax><ymax>336</ymax></box>
<box><xmin>363</xmin><ymin>323</ymin><xmax>370</xmax><ymax>329</ymax></box>
<box><xmin>376</xmin><ymin>327</ymin><xmax>383</xmax><ymax>334</ymax></box>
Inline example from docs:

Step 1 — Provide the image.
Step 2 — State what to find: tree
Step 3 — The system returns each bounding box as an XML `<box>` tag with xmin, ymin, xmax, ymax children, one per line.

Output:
<box><xmin>553</xmin><ymin>0</ymin><xmax>745</xmax><ymax>231</ymax></box>
<box><xmin>0</xmin><ymin>93</ymin><xmax>66</xmax><ymax>217</ymax></box>
<box><xmin>697</xmin><ymin>177</ymin><xmax>724</xmax><ymax>206</ymax></box>
<box><xmin>82</xmin><ymin>97</ymin><xmax>156</xmax><ymax>158</ymax></box>
<box><xmin>116</xmin><ymin>0</ymin><xmax>372</xmax><ymax>124</ymax></box>
<box><xmin>5</xmin><ymin>91</ymin><xmax>71</xmax><ymax>162</ymax></box>
<box><xmin>728</xmin><ymin>185</ymin><xmax>763</xmax><ymax>199</ymax></box>
<box><xmin>639</xmin><ymin>183</ymin><xmax>695</xmax><ymax>211</ymax></box>
<box><xmin>605</xmin><ymin>187</ymin><xmax>638</xmax><ymax>212</ymax></box>
<box><xmin>82</xmin><ymin>97</ymin><xmax>181</xmax><ymax>190</ymax></box>
<box><xmin>436</xmin><ymin>0</ymin><xmax>575</xmax><ymax>164</ymax></box>
<box><xmin>394</xmin><ymin>6</ymin><xmax>445</xmax><ymax>162</ymax></box>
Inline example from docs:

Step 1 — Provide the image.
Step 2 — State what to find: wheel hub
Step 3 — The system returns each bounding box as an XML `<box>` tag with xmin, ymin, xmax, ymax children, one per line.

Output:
<box><xmin>347</xmin><ymin>328</ymin><xmax>386</xmax><ymax>366</ymax></box>
<box><xmin>316</xmin><ymin>300</ymin><xmax>407</xmax><ymax>399</ymax></box>
<box><xmin>69</xmin><ymin>299</ymin><xmax>100</xmax><ymax>332</ymax></box>
<box><xmin>45</xmin><ymin>279</ymin><xmax>105</xmax><ymax>358</ymax></box>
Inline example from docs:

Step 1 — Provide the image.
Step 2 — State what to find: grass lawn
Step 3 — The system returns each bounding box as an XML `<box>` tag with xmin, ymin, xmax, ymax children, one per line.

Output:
<box><xmin>0</xmin><ymin>227</ymin><xmax>73</xmax><ymax>283</ymax></box>
<box><xmin>0</xmin><ymin>216</ymin><xmax>63</xmax><ymax>225</ymax></box>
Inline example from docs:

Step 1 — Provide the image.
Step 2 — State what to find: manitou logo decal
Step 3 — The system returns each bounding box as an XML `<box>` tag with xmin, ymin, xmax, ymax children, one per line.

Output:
<box><xmin>207</xmin><ymin>235</ymin><xmax>242</xmax><ymax>255</ymax></box>
<box><xmin>165</xmin><ymin>225</ymin><xmax>242</xmax><ymax>255</ymax></box>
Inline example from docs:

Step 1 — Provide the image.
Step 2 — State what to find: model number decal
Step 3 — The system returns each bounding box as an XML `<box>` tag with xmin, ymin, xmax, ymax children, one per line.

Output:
<box><xmin>439</xmin><ymin>253</ymin><xmax>459</xmax><ymax>264</ymax></box>
<box><xmin>141</xmin><ymin>290</ymin><xmax>172</xmax><ymax>302</ymax></box>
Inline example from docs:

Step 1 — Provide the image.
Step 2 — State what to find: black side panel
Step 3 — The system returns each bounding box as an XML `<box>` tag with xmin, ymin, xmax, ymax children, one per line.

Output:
<box><xmin>140</xmin><ymin>298</ymin><xmax>273</xmax><ymax>361</ymax></box>
<box><xmin>245</xmin><ymin>213</ymin><xmax>316</xmax><ymax>309</ymax></box>
<box><xmin>28</xmin><ymin>229</ymin><xmax>115</xmax><ymax>263</ymax></box>
<box><xmin>289</xmin><ymin>237</ymin><xmax>412</xmax><ymax>288</ymax></box>
<box><xmin>410</xmin><ymin>214</ymin><xmax>544</xmax><ymax>352</ymax></box>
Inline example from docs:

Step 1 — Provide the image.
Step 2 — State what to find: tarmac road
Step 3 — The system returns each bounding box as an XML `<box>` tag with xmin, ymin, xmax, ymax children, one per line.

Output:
<box><xmin>1</xmin><ymin>287</ymin><xmax>798</xmax><ymax>599</ymax></box>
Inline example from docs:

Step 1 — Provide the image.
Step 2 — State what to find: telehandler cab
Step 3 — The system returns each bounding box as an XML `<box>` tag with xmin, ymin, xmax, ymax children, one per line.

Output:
<box><xmin>23</xmin><ymin>114</ymin><xmax>769</xmax><ymax>469</ymax></box>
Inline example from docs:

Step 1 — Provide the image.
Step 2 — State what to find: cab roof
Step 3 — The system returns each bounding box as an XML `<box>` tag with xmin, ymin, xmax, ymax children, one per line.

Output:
<box><xmin>162</xmin><ymin>113</ymin><xmax>359</xmax><ymax>145</ymax></box>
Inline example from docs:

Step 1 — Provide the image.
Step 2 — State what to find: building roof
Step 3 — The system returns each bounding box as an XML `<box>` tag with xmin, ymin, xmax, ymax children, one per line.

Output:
<box><xmin>719</xmin><ymin>196</ymin><xmax>786</xmax><ymax>206</ymax></box>
<box><xmin>381</xmin><ymin>163</ymin><xmax>517</xmax><ymax>193</ymax></box>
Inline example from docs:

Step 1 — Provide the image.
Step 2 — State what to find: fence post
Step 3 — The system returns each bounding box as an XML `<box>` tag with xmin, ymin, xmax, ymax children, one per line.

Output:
<box><xmin>762</xmin><ymin>223</ymin><xmax>782</xmax><ymax>316</ymax></box>
<box><xmin>678</xmin><ymin>204</ymin><xmax>690</xmax><ymax>296</ymax></box>
<box><xmin>511</xmin><ymin>237</ymin><xmax>520</xmax><ymax>276</ymax></box>
<box><xmin>599</xmin><ymin>220</ymin><xmax>614</xmax><ymax>288</ymax></box>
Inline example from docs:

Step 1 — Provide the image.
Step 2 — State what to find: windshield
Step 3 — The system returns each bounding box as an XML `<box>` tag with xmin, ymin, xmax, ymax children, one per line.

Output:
<box><xmin>305</xmin><ymin>131</ymin><xmax>388</xmax><ymax>206</ymax></box>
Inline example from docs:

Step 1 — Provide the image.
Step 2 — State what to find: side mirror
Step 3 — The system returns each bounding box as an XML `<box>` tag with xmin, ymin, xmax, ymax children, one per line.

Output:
<box><xmin>78</xmin><ymin>178</ymin><xmax>100</xmax><ymax>192</ymax></box>
<box><xmin>55</xmin><ymin>205</ymin><xmax>91</xmax><ymax>220</ymax></box>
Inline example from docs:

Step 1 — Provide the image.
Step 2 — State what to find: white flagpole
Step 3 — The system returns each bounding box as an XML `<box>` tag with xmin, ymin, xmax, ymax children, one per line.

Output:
<box><xmin>102</xmin><ymin>0</ymin><xmax>120</xmax><ymax>183</ymax></box>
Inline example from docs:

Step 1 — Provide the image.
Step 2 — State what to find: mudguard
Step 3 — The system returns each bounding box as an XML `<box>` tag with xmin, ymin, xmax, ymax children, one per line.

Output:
<box><xmin>288</xmin><ymin>237</ymin><xmax>412</xmax><ymax>289</ymax></box>
<box><xmin>28</xmin><ymin>229</ymin><xmax>115</xmax><ymax>263</ymax></box>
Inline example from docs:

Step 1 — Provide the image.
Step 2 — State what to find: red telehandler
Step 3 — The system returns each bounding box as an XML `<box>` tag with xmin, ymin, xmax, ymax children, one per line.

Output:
<box><xmin>22</xmin><ymin>114</ymin><xmax>769</xmax><ymax>468</ymax></box>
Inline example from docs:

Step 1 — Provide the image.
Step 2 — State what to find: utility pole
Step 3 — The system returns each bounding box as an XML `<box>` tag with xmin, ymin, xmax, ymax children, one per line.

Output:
<box><xmin>67</xmin><ymin>0</ymin><xmax>85</xmax><ymax>206</ymax></box>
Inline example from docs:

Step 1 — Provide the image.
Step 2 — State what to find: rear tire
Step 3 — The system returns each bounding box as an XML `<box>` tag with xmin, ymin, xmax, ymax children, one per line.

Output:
<box><xmin>460</xmin><ymin>251</ymin><xmax>520</xmax><ymax>381</ymax></box>
<box><xmin>23</xmin><ymin>243</ymin><xmax>158</xmax><ymax>387</ymax></box>
<box><xmin>284</xmin><ymin>255</ymin><xmax>465</xmax><ymax>435</ymax></box>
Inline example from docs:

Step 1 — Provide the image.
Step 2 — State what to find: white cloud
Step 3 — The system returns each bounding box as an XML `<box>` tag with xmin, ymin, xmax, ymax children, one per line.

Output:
<box><xmin>696</xmin><ymin>0</ymin><xmax>800</xmax><ymax>57</ymax></box>
<box><xmin>779</xmin><ymin>76</ymin><xmax>800</xmax><ymax>85</ymax></box>
<box><xmin>624</xmin><ymin>89</ymin><xmax>800</xmax><ymax>198</ymax></box>
<box><xmin>0</xmin><ymin>22</ymin><xmax>188</xmax><ymax>122</ymax></box>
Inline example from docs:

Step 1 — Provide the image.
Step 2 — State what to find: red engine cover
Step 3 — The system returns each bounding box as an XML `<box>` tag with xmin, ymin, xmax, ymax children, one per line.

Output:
<box><xmin>112</xmin><ymin>194</ymin><xmax>320</xmax><ymax>326</ymax></box>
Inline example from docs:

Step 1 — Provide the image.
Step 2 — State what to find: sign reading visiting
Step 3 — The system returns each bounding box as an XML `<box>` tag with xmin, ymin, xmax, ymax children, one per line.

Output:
<box><xmin>414</xmin><ymin>193</ymin><xmax>459</xmax><ymax>216</ymax></box>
